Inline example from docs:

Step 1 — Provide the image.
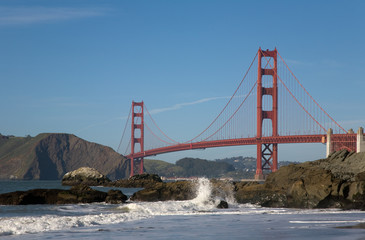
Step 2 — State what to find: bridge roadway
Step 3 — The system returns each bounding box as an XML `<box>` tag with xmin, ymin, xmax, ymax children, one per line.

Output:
<box><xmin>126</xmin><ymin>133</ymin><xmax>357</xmax><ymax>159</ymax></box>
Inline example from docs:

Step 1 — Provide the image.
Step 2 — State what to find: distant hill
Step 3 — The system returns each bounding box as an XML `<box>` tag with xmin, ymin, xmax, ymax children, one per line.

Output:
<box><xmin>144</xmin><ymin>158</ymin><xmax>234</xmax><ymax>178</ymax></box>
<box><xmin>216</xmin><ymin>156</ymin><xmax>257</xmax><ymax>170</ymax></box>
<box><xmin>144</xmin><ymin>156</ymin><xmax>298</xmax><ymax>179</ymax></box>
<box><xmin>143</xmin><ymin>159</ymin><xmax>184</xmax><ymax>177</ymax></box>
<box><xmin>176</xmin><ymin>158</ymin><xmax>235</xmax><ymax>177</ymax></box>
<box><xmin>0</xmin><ymin>133</ymin><xmax>129</xmax><ymax>180</ymax></box>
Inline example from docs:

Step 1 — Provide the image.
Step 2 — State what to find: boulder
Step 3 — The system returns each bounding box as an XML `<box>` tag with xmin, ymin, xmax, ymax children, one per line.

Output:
<box><xmin>130</xmin><ymin>181</ymin><xmax>195</xmax><ymax>201</ymax></box>
<box><xmin>217</xmin><ymin>200</ymin><xmax>229</xmax><ymax>209</ymax></box>
<box><xmin>62</xmin><ymin>167</ymin><xmax>111</xmax><ymax>186</ymax></box>
<box><xmin>109</xmin><ymin>173</ymin><xmax>163</xmax><ymax>188</ymax></box>
<box><xmin>265</xmin><ymin>162</ymin><xmax>334</xmax><ymax>208</ymax></box>
<box><xmin>0</xmin><ymin>185</ymin><xmax>128</xmax><ymax>205</ymax></box>
<box><xmin>105</xmin><ymin>189</ymin><xmax>128</xmax><ymax>204</ymax></box>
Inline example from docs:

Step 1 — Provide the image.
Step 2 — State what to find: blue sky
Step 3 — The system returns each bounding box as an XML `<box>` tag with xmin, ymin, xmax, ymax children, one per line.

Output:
<box><xmin>0</xmin><ymin>0</ymin><xmax>364</xmax><ymax>163</ymax></box>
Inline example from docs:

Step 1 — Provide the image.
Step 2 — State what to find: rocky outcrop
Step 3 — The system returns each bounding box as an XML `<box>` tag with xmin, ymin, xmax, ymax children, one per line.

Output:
<box><xmin>130</xmin><ymin>181</ymin><xmax>195</xmax><ymax>202</ymax></box>
<box><xmin>234</xmin><ymin>181</ymin><xmax>287</xmax><ymax>207</ymax></box>
<box><xmin>62</xmin><ymin>167</ymin><xmax>111</xmax><ymax>186</ymax></box>
<box><xmin>105</xmin><ymin>189</ymin><xmax>128</xmax><ymax>204</ymax></box>
<box><xmin>126</xmin><ymin>151</ymin><xmax>365</xmax><ymax>209</ymax></box>
<box><xmin>0</xmin><ymin>185</ymin><xmax>127</xmax><ymax>205</ymax></box>
<box><xmin>109</xmin><ymin>173</ymin><xmax>163</xmax><ymax>188</ymax></box>
<box><xmin>234</xmin><ymin>150</ymin><xmax>365</xmax><ymax>209</ymax></box>
<box><xmin>0</xmin><ymin>133</ymin><xmax>129</xmax><ymax>180</ymax></box>
<box><xmin>129</xmin><ymin>177</ymin><xmax>234</xmax><ymax>204</ymax></box>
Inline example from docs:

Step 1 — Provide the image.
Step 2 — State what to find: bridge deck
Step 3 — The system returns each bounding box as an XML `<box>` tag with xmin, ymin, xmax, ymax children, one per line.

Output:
<box><xmin>126</xmin><ymin>134</ymin><xmax>357</xmax><ymax>159</ymax></box>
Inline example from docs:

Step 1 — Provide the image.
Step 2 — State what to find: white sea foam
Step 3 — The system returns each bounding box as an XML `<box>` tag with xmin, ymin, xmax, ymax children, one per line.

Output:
<box><xmin>191</xmin><ymin>178</ymin><xmax>216</xmax><ymax>209</ymax></box>
<box><xmin>2</xmin><ymin>202</ymin><xmax>365</xmax><ymax>236</ymax></box>
<box><xmin>0</xmin><ymin>206</ymin><xmax>151</xmax><ymax>236</ymax></box>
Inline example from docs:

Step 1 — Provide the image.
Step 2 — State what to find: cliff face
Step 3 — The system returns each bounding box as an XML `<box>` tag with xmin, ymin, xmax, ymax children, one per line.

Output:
<box><xmin>0</xmin><ymin>133</ymin><xmax>129</xmax><ymax>180</ymax></box>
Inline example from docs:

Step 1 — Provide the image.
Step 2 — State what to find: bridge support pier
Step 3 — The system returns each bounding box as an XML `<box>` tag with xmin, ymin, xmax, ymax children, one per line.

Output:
<box><xmin>357</xmin><ymin>127</ymin><xmax>365</xmax><ymax>153</ymax></box>
<box><xmin>255</xmin><ymin>143</ymin><xmax>278</xmax><ymax>180</ymax></box>
<box><xmin>255</xmin><ymin>142</ymin><xmax>264</xmax><ymax>180</ymax></box>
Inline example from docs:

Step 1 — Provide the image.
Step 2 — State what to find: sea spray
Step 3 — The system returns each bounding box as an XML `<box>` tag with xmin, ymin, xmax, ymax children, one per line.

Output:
<box><xmin>210</xmin><ymin>179</ymin><xmax>236</xmax><ymax>205</ymax></box>
<box><xmin>190</xmin><ymin>178</ymin><xmax>225</xmax><ymax>210</ymax></box>
<box><xmin>192</xmin><ymin>178</ymin><xmax>212</xmax><ymax>206</ymax></box>
<box><xmin>191</xmin><ymin>178</ymin><xmax>237</xmax><ymax>210</ymax></box>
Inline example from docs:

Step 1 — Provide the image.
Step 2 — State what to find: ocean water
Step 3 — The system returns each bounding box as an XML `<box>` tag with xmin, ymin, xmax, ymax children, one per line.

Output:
<box><xmin>1</xmin><ymin>179</ymin><xmax>365</xmax><ymax>239</ymax></box>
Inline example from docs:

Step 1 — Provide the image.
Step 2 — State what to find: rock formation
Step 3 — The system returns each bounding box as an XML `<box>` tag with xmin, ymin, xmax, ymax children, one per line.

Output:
<box><xmin>130</xmin><ymin>180</ymin><xmax>195</xmax><ymax>201</ymax></box>
<box><xmin>0</xmin><ymin>185</ymin><xmax>127</xmax><ymax>205</ymax></box>
<box><xmin>62</xmin><ymin>167</ymin><xmax>111</xmax><ymax>186</ymax></box>
<box><xmin>217</xmin><ymin>200</ymin><xmax>229</xmax><ymax>209</ymax></box>
<box><xmin>127</xmin><ymin>151</ymin><xmax>365</xmax><ymax>210</ymax></box>
<box><xmin>235</xmin><ymin>150</ymin><xmax>365</xmax><ymax>209</ymax></box>
<box><xmin>110</xmin><ymin>173</ymin><xmax>163</xmax><ymax>188</ymax></box>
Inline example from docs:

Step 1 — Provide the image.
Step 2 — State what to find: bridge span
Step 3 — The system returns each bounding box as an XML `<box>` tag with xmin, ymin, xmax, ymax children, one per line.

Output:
<box><xmin>119</xmin><ymin>48</ymin><xmax>365</xmax><ymax>179</ymax></box>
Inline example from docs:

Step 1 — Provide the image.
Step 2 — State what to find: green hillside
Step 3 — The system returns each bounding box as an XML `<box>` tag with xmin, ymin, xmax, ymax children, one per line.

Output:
<box><xmin>144</xmin><ymin>156</ymin><xmax>298</xmax><ymax>179</ymax></box>
<box><xmin>144</xmin><ymin>157</ymin><xmax>236</xmax><ymax>178</ymax></box>
<box><xmin>143</xmin><ymin>159</ymin><xmax>184</xmax><ymax>177</ymax></box>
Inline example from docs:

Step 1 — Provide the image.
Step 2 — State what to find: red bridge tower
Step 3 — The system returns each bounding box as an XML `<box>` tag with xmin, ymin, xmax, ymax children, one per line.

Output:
<box><xmin>130</xmin><ymin>101</ymin><xmax>144</xmax><ymax>177</ymax></box>
<box><xmin>256</xmin><ymin>48</ymin><xmax>278</xmax><ymax>180</ymax></box>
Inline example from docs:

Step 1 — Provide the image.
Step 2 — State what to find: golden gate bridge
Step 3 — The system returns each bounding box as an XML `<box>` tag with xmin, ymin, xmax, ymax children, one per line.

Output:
<box><xmin>118</xmin><ymin>48</ymin><xmax>365</xmax><ymax>179</ymax></box>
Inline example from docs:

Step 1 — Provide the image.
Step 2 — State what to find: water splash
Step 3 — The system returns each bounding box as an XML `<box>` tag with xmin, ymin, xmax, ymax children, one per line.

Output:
<box><xmin>192</xmin><ymin>178</ymin><xmax>213</xmax><ymax>206</ymax></box>
<box><xmin>191</xmin><ymin>178</ymin><xmax>237</xmax><ymax>210</ymax></box>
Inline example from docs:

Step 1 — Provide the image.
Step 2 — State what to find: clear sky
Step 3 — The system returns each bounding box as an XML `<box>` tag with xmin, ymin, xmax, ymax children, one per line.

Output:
<box><xmin>1</xmin><ymin>0</ymin><xmax>364</xmax><ymax>163</ymax></box>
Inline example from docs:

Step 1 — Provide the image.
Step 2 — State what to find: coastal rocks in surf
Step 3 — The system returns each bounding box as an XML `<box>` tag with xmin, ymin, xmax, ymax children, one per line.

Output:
<box><xmin>130</xmin><ymin>178</ymin><xmax>234</xmax><ymax>206</ymax></box>
<box><xmin>62</xmin><ymin>167</ymin><xmax>111</xmax><ymax>186</ymax></box>
<box><xmin>105</xmin><ymin>189</ymin><xmax>128</xmax><ymax>204</ymax></box>
<box><xmin>217</xmin><ymin>200</ymin><xmax>229</xmax><ymax>208</ymax></box>
<box><xmin>130</xmin><ymin>181</ymin><xmax>196</xmax><ymax>201</ymax></box>
<box><xmin>0</xmin><ymin>185</ymin><xmax>127</xmax><ymax>205</ymax></box>
<box><xmin>109</xmin><ymin>173</ymin><xmax>163</xmax><ymax>188</ymax></box>
<box><xmin>234</xmin><ymin>150</ymin><xmax>365</xmax><ymax>209</ymax></box>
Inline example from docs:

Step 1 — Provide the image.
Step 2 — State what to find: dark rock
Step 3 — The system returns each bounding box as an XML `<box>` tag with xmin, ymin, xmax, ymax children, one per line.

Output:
<box><xmin>131</xmin><ymin>181</ymin><xmax>195</xmax><ymax>201</ymax></box>
<box><xmin>217</xmin><ymin>200</ymin><xmax>229</xmax><ymax>209</ymax></box>
<box><xmin>105</xmin><ymin>190</ymin><xmax>128</xmax><ymax>204</ymax></box>
<box><xmin>62</xmin><ymin>167</ymin><xmax>111</xmax><ymax>186</ymax></box>
<box><xmin>0</xmin><ymin>185</ymin><xmax>128</xmax><ymax>205</ymax></box>
<box><xmin>355</xmin><ymin>171</ymin><xmax>365</xmax><ymax>181</ymax></box>
<box><xmin>67</xmin><ymin>185</ymin><xmax>107</xmax><ymax>203</ymax></box>
<box><xmin>109</xmin><ymin>173</ymin><xmax>162</xmax><ymax>188</ymax></box>
<box><xmin>234</xmin><ymin>182</ymin><xmax>287</xmax><ymax>207</ymax></box>
<box><xmin>130</xmin><ymin>173</ymin><xmax>162</xmax><ymax>182</ymax></box>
